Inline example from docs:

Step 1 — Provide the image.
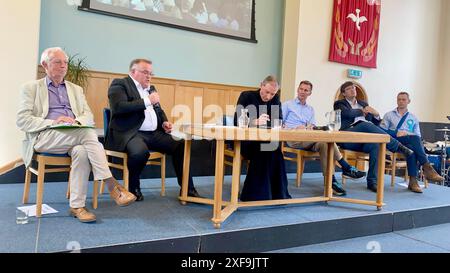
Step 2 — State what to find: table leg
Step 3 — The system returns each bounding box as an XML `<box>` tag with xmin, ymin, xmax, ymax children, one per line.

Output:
<box><xmin>325</xmin><ymin>143</ymin><xmax>334</xmax><ymax>199</ymax></box>
<box><xmin>180</xmin><ymin>139</ymin><xmax>192</xmax><ymax>205</ymax></box>
<box><xmin>212</xmin><ymin>140</ymin><xmax>225</xmax><ymax>228</ymax></box>
<box><xmin>230</xmin><ymin>141</ymin><xmax>241</xmax><ymax>205</ymax></box>
<box><xmin>376</xmin><ymin>143</ymin><xmax>386</xmax><ymax>210</ymax></box>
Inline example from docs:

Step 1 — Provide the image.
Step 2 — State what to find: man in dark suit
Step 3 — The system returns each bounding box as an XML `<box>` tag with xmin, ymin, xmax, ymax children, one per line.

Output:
<box><xmin>105</xmin><ymin>58</ymin><xmax>201</xmax><ymax>201</ymax></box>
<box><xmin>334</xmin><ymin>81</ymin><xmax>413</xmax><ymax>192</ymax></box>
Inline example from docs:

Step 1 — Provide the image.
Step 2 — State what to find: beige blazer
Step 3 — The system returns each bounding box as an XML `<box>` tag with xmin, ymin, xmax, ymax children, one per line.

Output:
<box><xmin>16</xmin><ymin>78</ymin><xmax>94</xmax><ymax>167</ymax></box>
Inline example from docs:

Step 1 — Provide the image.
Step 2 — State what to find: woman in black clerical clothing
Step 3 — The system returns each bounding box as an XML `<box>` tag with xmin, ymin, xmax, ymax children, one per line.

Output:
<box><xmin>233</xmin><ymin>75</ymin><xmax>291</xmax><ymax>201</ymax></box>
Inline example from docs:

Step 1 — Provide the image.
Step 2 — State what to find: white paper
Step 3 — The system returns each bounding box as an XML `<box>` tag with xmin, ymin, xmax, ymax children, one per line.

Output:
<box><xmin>17</xmin><ymin>204</ymin><xmax>59</xmax><ymax>217</ymax></box>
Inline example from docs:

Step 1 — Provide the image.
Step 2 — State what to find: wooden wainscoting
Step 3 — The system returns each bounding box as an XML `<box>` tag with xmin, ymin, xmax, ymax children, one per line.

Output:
<box><xmin>38</xmin><ymin>67</ymin><xmax>252</xmax><ymax>128</ymax></box>
<box><xmin>0</xmin><ymin>159</ymin><xmax>23</xmax><ymax>176</ymax></box>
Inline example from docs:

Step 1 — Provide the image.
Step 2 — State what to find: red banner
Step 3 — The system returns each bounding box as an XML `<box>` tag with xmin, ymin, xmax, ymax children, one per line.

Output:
<box><xmin>329</xmin><ymin>0</ymin><xmax>381</xmax><ymax>68</ymax></box>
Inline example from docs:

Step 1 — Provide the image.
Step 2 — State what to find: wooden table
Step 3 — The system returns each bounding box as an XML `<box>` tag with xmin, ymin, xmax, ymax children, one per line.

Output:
<box><xmin>178</xmin><ymin>125</ymin><xmax>390</xmax><ymax>229</ymax></box>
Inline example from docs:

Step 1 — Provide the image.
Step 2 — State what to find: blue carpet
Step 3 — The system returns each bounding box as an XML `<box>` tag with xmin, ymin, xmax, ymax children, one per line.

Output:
<box><xmin>2</xmin><ymin>173</ymin><xmax>450</xmax><ymax>253</ymax></box>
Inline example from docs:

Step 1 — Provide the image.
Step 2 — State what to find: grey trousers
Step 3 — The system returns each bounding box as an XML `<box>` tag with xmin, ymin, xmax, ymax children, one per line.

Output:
<box><xmin>34</xmin><ymin>128</ymin><xmax>112</xmax><ymax>208</ymax></box>
<box><xmin>286</xmin><ymin>141</ymin><xmax>343</xmax><ymax>177</ymax></box>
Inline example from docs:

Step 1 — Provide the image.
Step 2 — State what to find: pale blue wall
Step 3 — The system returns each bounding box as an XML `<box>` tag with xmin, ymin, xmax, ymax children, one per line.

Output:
<box><xmin>39</xmin><ymin>0</ymin><xmax>285</xmax><ymax>87</ymax></box>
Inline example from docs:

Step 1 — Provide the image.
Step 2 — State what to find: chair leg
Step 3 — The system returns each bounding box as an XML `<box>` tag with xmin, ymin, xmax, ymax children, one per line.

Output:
<box><xmin>342</xmin><ymin>153</ymin><xmax>347</xmax><ymax>185</ymax></box>
<box><xmin>123</xmin><ymin>157</ymin><xmax>129</xmax><ymax>191</ymax></box>
<box><xmin>296</xmin><ymin>155</ymin><xmax>302</xmax><ymax>188</ymax></box>
<box><xmin>66</xmin><ymin>173</ymin><xmax>71</xmax><ymax>200</ymax></box>
<box><xmin>22</xmin><ymin>167</ymin><xmax>32</xmax><ymax>204</ymax></box>
<box><xmin>100</xmin><ymin>181</ymin><xmax>105</xmax><ymax>195</ymax></box>
<box><xmin>160</xmin><ymin>155</ymin><xmax>166</xmax><ymax>197</ymax></box>
<box><xmin>300</xmin><ymin>159</ymin><xmax>306</xmax><ymax>188</ymax></box>
<box><xmin>391</xmin><ymin>156</ymin><xmax>396</xmax><ymax>187</ymax></box>
<box><xmin>66</xmin><ymin>185</ymin><xmax>70</xmax><ymax>200</ymax></box>
<box><xmin>92</xmin><ymin>180</ymin><xmax>99</xmax><ymax>209</ymax></box>
<box><xmin>404</xmin><ymin>167</ymin><xmax>409</xmax><ymax>182</ymax></box>
<box><xmin>36</xmin><ymin>161</ymin><xmax>46</xmax><ymax>218</ymax></box>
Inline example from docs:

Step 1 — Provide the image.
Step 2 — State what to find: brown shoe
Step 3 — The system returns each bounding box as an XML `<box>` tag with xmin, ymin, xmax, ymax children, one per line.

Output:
<box><xmin>70</xmin><ymin>207</ymin><xmax>96</xmax><ymax>223</ymax></box>
<box><xmin>423</xmin><ymin>163</ymin><xmax>444</xmax><ymax>182</ymax></box>
<box><xmin>109</xmin><ymin>183</ymin><xmax>137</xmax><ymax>207</ymax></box>
<box><xmin>408</xmin><ymin>177</ymin><xmax>423</xmax><ymax>193</ymax></box>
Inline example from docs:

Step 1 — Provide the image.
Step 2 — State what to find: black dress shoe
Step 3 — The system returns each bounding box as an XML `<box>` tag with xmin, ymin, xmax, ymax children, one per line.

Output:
<box><xmin>367</xmin><ymin>184</ymin><xmax>378</xmax><ymax>193</ymax></box>
<box><xmin>132</xmin><ymin>188</ymin><xmax>144</xmax><ymax>201</ymax></box>
<box><xmin>188</xmin><ymin>188</ymin><xmax>203</xmax><ymax>198</ymax></box>
<box><xmin>179</xmin><ymin>188</ymin><xmax>203</xmax><ymax>198</ymax></box>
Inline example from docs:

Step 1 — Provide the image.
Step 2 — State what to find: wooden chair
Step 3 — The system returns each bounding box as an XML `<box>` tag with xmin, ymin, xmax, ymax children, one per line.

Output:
<box><xmin>22</xmin><ymin>153</ymin><xmax>99</xmax><ymax>217</ymax></box>
<box><xmin>282</xmin><ymin>143</ymin><xmax>321</xmax><ymax>187</ymax></box>
<box><xmin>385</xmin><ymin>151</ymin><xmax>408</xmax><ymax>186</ymax></box>
<box><xmin>100</xmin><ymin>108</ymin><xmax>166</xmax><ymax>196</ymax></box>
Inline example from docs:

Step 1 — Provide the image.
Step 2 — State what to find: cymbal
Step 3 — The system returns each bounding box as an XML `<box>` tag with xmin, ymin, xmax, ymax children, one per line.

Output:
<box><xmin>435</xmin><ymin>128</ymin><xmax>450</xmax><ymax>132</ymax></box>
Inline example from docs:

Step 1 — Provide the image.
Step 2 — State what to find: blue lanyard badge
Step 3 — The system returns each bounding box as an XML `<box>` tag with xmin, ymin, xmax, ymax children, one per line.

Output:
<box><xmin>406</xmin><ymin>119</ymin><xmax>414</xmax><ymax>132</ymax></box>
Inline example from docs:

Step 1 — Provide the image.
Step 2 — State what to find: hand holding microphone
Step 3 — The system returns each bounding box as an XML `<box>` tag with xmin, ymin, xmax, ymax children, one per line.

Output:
<box><xmin>148</xmin><ymin>85</ymin><xmax>161</xmax><ymax>108</ymax></box>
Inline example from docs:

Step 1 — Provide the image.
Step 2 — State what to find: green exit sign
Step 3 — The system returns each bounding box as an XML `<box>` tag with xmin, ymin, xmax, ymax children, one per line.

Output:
<box><xmin>347</xmin><ymin>69</ymin><xmax>363</xmax><ymax>79</ymax></box>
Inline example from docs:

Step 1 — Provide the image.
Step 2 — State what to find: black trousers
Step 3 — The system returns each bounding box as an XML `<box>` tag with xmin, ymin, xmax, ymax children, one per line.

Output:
<box><xmin>126</xmin><ymin>130</ymin><xmax>194</xmax><ymax>191</ymax></box>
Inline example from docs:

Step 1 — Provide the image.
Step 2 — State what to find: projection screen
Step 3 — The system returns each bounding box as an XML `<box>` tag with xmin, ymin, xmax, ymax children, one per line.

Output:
<box><xmin>80</xmin><ymin>0</ymin><xmax>257</xmax><ymax>42</ymax></box>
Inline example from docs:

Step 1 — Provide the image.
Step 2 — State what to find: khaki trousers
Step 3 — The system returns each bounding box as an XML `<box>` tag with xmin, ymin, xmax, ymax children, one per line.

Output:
<box><xmin>34</xmin><ymin>128</ymin><xmax>112</xmax><ymax>208</ymax></box>
<box><xmin>286</xmin><ymin>141</ymin><xmax>343</xmax><ymax>177</ymax></box>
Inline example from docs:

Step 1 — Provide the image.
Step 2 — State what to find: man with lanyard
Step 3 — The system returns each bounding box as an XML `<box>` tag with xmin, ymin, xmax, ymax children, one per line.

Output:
<box><xmin>380</xmin><ymin>92</ymin><xmax>444</xmax><ymax>192</ymax></box>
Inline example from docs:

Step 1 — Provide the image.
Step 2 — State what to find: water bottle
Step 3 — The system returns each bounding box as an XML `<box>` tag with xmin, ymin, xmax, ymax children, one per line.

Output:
<box><xmin>325</xmin><ymin>110</ymin><xmax>341</xmax><ymax>131</ymax></box>
<box><xmin>335</xmin><ymin>110</ymin><xmax>341</xmax><ymax>131</ymax></box>
<box><xmin>238</xmin><ymin>109</ymin><xmax>249</xmax><ymax>128</ymax></box>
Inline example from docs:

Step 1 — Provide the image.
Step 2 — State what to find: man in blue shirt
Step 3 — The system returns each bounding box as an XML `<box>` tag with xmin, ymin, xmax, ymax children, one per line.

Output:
<box><xmin>282</xmin><ymin>81</ymin><xmax>366</xmax><ymax>196</ymax></box>
<box><xmin>380</xmin><ymin>92</ymin><xmax>444</xmax><ymax>192</ymax></box>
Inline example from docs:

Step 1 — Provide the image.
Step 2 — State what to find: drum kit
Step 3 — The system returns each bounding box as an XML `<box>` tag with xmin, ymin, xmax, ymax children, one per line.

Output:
<box><xmin>433</xmin><ymin>126</ymin><xmax>450</xmax><ymax>186</ymax></box>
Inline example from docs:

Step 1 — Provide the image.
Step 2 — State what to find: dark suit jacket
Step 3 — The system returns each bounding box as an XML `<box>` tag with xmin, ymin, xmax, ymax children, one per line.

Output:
<box><xmin>105</xmin><ymin>76</ymin><xmax>168</xmax><ymax>151</ymax></box>
<box><xmin>333</xmin><ymin>99</ymin><xmax>380</xmax><ymax>130</ymax></box>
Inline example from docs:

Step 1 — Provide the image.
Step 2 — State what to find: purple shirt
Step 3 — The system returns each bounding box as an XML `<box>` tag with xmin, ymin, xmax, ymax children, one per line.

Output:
<box><xmin>45</xmin><ymin>77</ymin><xmax>75</xmax><ymax>120</ymax></box>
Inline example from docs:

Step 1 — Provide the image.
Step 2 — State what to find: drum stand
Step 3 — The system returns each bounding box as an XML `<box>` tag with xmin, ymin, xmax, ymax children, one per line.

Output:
<box><xmin>441</xmin><ymin>129</ymin><xmax>450</xmax><ymax>186</ymax></box>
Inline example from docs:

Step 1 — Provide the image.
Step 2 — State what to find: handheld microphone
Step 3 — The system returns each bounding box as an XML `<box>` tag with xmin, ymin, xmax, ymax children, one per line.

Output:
<box><xmin>149</xmin><ymin>85</ymin><xmax>161</xmax><ymax>108</ymax></box>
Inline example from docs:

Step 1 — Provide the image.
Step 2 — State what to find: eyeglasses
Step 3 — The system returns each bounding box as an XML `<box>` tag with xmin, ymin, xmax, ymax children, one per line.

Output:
<box><xmin>50</xmin><ymin>59</ymin><xmax>69</xmax><ymax>65</ymax></box>
<box><xmin>137</xmin><ymin>69</ymin><xmax>155</xmax><ymax>76</ymax></box>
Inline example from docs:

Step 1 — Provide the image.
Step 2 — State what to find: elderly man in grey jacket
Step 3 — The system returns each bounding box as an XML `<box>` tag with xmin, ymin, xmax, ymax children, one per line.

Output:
<box><xmin>16</xmin><ymin>47</ymin><xmax>136</xmax><ymax>223</ymax></box>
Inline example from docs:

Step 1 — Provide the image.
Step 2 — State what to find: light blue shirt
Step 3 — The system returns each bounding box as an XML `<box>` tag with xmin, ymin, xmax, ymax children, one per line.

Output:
<box><xmin>282</xmin><ymin>98</ymin><xmax>316</xmax><ymax>129</ymax></box>
<box><xmin>380</xmin><ymin>108</ymin><xmax>421</xmax><ymax>137</ymax></box>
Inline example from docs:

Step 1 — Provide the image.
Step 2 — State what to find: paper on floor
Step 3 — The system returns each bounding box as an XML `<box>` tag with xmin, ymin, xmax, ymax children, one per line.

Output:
<box><xmin>17</xmin><ymin>204</ymin><xmax>59</xmax><ymax>217</ymax></box>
